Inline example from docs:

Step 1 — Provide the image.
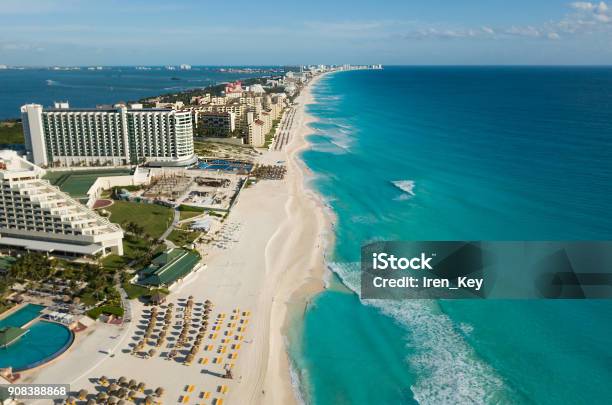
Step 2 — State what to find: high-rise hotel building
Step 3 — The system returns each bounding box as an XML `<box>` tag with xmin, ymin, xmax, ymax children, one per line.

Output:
<box><xmin>0</xmin><ymin>150</ymin><xmax>124</xmax><ymax>256</ymax></box>
<box><xmin>21</xmin><ymin>103</ymin><xmax>197</xmax><ymax>168</ymax></box>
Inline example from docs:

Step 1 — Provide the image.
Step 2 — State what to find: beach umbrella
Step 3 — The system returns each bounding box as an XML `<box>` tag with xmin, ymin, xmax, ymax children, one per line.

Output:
<box><xmin>78</xmin><ymin>389</ymin><xmax>88</xmax><ymax>400</ymax></box>
<box><xmin>128</xmin><ymin>379</ymin><xmax>137</xmax><ymax>389</ymax></box>
<box><xmin>108</xmin><ymin>395</ymin><xmax>118</xmax><ymax>404</ymax></box>
<box><xmin>128</xmin><ymin>390</ymin><xmax>137</xmax><ymax>400</ymax></box>
<box><xmin>154</xmin><ymin>387</ymin><xmax>165</xmax><ymax>397</ymax></box>
<box><xmin>118</xmin><ymin>376</ymin><xmax>127</xmax><ymax>386</ymax></box>
<box><xmin>99</xmin><ymin>376</ymin><xmax>109</xmax><ymax>386</ymax></box>
<box><xmin>144</xmin><ymin>395</ymin><xmax>154</xmax><ymax>405</ymax></box>
<box><xmin>148</xmin><ymin>348</ymin><xmax>156</xmax><ymax>357</ymax></box>
<box><xmin>97</xmin><ymin>392</ymin><xmax>108</xmax><ymax>402</ymax></box>
<box><xmin>118</xmin><ymin>400</ymin><xmax>127</xmax><ymax>405</ymax></box>
<box><xmin>109</xmin><ymin>383</ymin><xmax>119</xmax><ymax>392</ymax></box>
<box><xmin>66</xmin><ymin>396</ymin><xmax>76</xmax><ymax>405</ymax></box>
<box><xmin>117</xmin><ymin>388</ymin><xmax>128</xmax><ymax>398</ymax></box>
<box><xmin>86</xmin><ymin>399</ymin><xmax>96</xmax><ymax>405</ymax></box>
<box><xmin>137</xmin><ymin>382</ymin><xmax>146</xmax><ymax>392</ymax></box>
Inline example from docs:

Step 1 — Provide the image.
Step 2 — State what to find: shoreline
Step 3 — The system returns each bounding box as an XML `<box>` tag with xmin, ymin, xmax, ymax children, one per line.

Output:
<box><xmin>264</xmin><ymin>71</ymin><xmax>339</xmax><ymax>404</ymax></box>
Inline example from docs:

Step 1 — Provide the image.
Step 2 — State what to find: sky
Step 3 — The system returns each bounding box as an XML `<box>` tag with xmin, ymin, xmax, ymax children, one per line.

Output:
<box><xmin>1</xmin><ymin>0</ymin><xmax>612</xmax><ymax>65</ymax></box>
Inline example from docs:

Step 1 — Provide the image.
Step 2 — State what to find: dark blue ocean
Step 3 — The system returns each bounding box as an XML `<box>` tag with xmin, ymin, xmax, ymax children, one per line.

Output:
<box><xmin>289</xmin><ymin>67</ymin><xmax>612</xmax><ymax>404</ymax></box>
<box><xmin>0</xmin><ymin>67</ymin><xmax>268</xmax><ymax>120</ymax></box>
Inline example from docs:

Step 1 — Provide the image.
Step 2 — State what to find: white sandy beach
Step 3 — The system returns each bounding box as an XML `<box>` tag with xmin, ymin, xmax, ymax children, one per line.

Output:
<box><xmin>22</xmin><ymin>73</ymin><xmax>332</xmax><ymax>405</ymax></box>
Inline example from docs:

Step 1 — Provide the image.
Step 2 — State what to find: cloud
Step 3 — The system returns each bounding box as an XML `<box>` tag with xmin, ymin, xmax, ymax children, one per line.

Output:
<box><xmin>571</xmin><ymin>2</ymin><xmax>596</xmax><ymax>10</ymax></box>
<box><xmin>505</xmin><ymin>25</ymin><xmax>541</xmax><ymax>37</ymax></box>
<box><xmin>567</xmin><ymin>1</ymin><xmax>611</xmax><ymax>25</ymax></box>
<box><xmin>547</xmin><ymin>32</ymin><xmax>561</xmax><ymax>39</ymax></box>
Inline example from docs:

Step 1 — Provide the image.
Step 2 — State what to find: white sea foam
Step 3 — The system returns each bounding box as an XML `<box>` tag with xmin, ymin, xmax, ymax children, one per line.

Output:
<box><xmin>46</xmin><ymin>79</ymin><xmax>59</xmax><ymax>86</ymax></box>
<box><xmin>328</xmin><ymin>261</ymin><xmax>508</xmax><ymax>404</ymax></box>
<box><xmin>392</xmin><ymin>180</ymin><xmax>416</xmax><ymax>200</ymax></box>
<box><xmin>288</xmin><ymin>349</ymin><xmax>308</xmax><ymax>405</ymax></box>
<box><xmin>328</xmin><ymin>261</ymin><xmax>362</xmax><ymax>294</ymax></box>
<box><xmin>459</xmin><ymin>322</ymin><xmax>474</xmax><ymax>336</ymax></box>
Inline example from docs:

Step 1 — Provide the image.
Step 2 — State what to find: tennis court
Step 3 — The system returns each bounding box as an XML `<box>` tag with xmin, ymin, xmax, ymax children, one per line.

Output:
<box><xmin>44</xmin><ymin>169</ymin><xmax>132</xmax><ymax>198</ymax></box>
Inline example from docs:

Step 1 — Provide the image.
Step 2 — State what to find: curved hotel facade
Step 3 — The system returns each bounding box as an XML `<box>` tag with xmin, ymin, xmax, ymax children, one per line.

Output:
<box><xmin>0</xmin><ymin>151</ymin><xmax>124</xmax><ymax>256</ymax></box>
<box><xmin>21</xmin><ymin>103</ymin><xmax>197</xmax><ymax>168</ymax></box>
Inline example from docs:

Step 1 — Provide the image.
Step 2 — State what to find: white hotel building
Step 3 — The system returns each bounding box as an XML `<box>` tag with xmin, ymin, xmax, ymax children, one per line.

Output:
<box><xmin>21</xmin><ymin>103</ymin><xmax>197</xmax><ymax>168</ymax></box>
<box><xmin>0</xmin><ymin>151</ymin><xmax>124</xmax><ymax>256</ymax></box>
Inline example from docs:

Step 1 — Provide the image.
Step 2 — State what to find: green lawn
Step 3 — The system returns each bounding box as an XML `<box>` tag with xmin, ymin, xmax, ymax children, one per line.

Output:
<box><xmin>178</xmin><ymin>204</ymin><xmax>206</xmax><ymax>212</ymax></box>
<box><xmin>122</xmin><ymin>283</ymin><xmax>150</xmax><ymax>299</ymax></box>
<box><xmin>180</xmin><ymin>211</ymin><xmax>202</xmax><ymax>220</ymax></box>
<box><xmin>167</xmin><ymin>229</ymin><xmax>201</xmax><ymax>246</ymax></box>
<box><xmin>107</xmin><ymin>201</ymin><xmax>173</xmax><ymax>240</ymax></box>
<box><xmin>87</xmin><ymin>304</ymin><xmax>124</xmax><ymax>320</ymax></box>
<box><xmin>0</xmin><ymin>121</ymin><xmax>24</xmax><ymax>144</ymax></box>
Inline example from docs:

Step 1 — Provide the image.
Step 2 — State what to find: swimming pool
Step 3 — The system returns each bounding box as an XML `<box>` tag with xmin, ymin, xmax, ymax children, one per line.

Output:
<box><xmin>0</xmin><ymin>304</ymin><xmax>74</xmax><ymax>371</ymax></box>
<box><xmin>0</xmin><ymin>303</ymin><xmax>44</xmax><ymax>328</ymax></box>
<box><xmin>198</xmin><ymin>159</ymin><xmax>253</xmax><ymax>172</ymax></box>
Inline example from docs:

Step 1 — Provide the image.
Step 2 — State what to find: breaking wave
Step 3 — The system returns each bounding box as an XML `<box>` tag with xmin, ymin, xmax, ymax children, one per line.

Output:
<box><xmin>392</xmin><ymin>180</ymin><xmax>415</xmax><ymax>200</ymax></box>
<box><xmin>328</xmin><ymin>261</ymin><xmax>510</xmax><ymax>404</ymax></box>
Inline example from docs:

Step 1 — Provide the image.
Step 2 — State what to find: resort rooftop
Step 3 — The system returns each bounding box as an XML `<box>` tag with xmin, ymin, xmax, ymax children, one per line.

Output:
<box><xmin>139</xmin><ymin>248</ymin><xmax>201</xmax><ymax>287</ymax></box>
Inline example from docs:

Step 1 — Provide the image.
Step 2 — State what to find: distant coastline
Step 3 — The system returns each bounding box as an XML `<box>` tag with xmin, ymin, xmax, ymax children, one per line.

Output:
<box><xmin>0</xmin><ymin>66</ymin><xmax>295</xmax><ymax>120</ymax></box>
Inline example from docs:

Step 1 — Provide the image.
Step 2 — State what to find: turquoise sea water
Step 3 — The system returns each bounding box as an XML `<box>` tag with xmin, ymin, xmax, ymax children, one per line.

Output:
<box><xmin>0</xmin><ymin>304</ymin><xmax>73</xmax><ymax>371</ymax></box>
<box><xmin>290</xmin><ymin>67</ymin><xmax>612</xmax><ymax>404</ymax></box>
